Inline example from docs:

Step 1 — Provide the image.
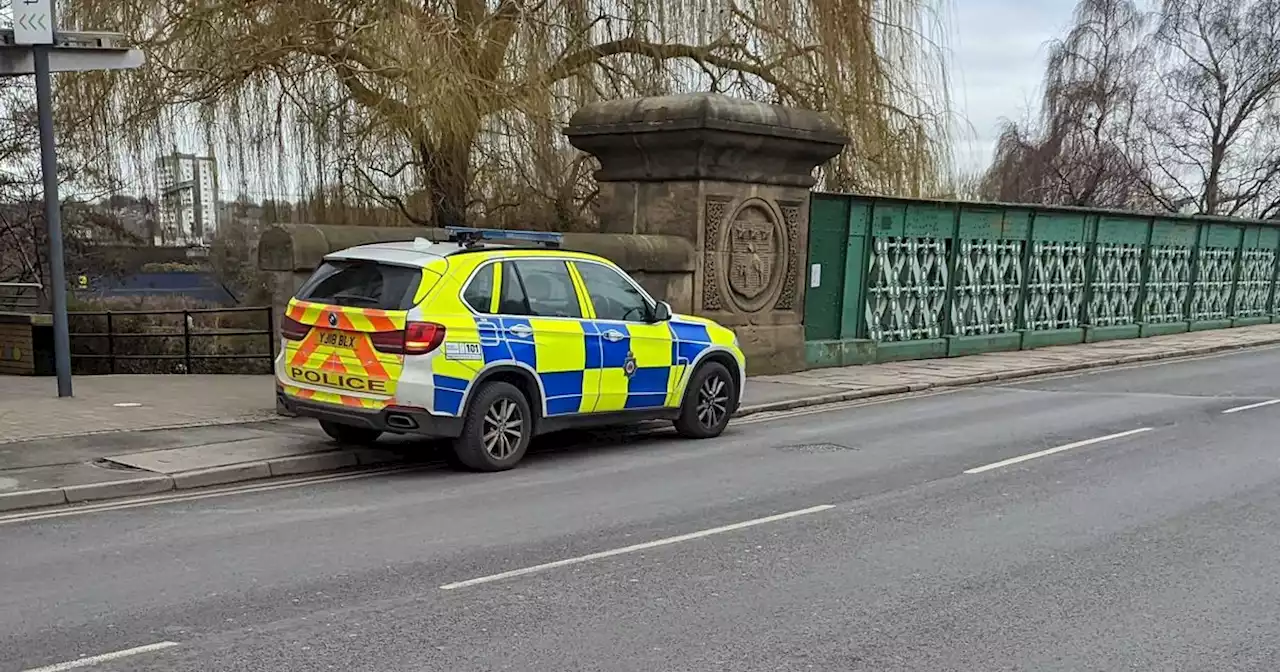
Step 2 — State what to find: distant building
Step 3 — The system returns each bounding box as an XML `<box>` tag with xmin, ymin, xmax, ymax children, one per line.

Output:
<box><xmin>84</xmin><ymin>197</ymin><xmax>155</xmax><ymax>245</ymax></box>
<box><xmin>155</xmin><ymin>152</ymin><xmax>219</xmax><ymax>247</ymax></box>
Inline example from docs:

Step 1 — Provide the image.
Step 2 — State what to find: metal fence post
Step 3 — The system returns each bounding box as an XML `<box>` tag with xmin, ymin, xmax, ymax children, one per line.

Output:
<box><xmin>182</xmin><ymin>310</ymin><xmax>192</xmax><ymax>374</ymax></box>
<box><xmin>940</xmin><ymin>203</ymin><xmax>962</xmax><ymax>340</ymax></box>
<box><xmin>1078</xmin><ymin>215</ymin><xmax>1100</xmax><ymax>328</ymax></box>
<box><xmin>1134</xmin><ymin>218</ymin><xmax>1155</xmax><ymax>325</ymax></box>
<box><xmin>266</xmin><ymin>307</ymin><xmax>276</xmax><ymax>361</ymax></box>
<box><xmin>1266</xmin><ymin>230</ymin><xmax>1280</xmax><ymax>318</ymax></box>
<box><xmin>1016</xmin><ymin>211</ymin><xmax>1037</xmax><ymax>331</ymax></box>
<box><xmin>106</xmin><ymin>311</ymin><xmax>115</xmax><ymax>374</ymax></box>
<box><xmin>1226</xmin><ymin>226</ymin><xmax>1245</xmax><ymax>319</ymax></box>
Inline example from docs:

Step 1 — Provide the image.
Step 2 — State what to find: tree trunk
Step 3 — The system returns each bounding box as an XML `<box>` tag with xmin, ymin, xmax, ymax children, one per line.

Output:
<box><xmin>417</xmin><ymin>128</ymin><xmax>476</xmax><ymax>228</ymax></box>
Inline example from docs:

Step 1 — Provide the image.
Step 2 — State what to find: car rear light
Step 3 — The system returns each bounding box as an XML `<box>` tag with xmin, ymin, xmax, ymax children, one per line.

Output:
<box><xmin>281</xmin><ymin>316</ymin><xmax>310</xmax><ymax>341</ymax></box>
<box><xmin>369</xmin><ymin>330</ymin><xmax>403</xmax><ymax>353</ymax></box>
<box><xmin>404</xmin><ymin>321</ymin><xmax>446</xmax><ymax>355</ymax></box>
<box><xmin>369</xmin><ymin>322</ymin><xmax>446</xmax><ymax>355</ymax></box>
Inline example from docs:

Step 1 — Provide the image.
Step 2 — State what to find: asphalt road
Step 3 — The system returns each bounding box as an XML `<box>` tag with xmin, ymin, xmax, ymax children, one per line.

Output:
<box><xmin>6</xmin><ymin>346</ymin><xmax>1280</xmax><ymax>671</ymax></box>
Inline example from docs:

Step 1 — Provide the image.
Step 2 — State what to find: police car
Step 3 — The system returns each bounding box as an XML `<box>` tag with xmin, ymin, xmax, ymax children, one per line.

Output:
<box><xmin>275</xmin><ymin>227</ymin><xmax>746</xmax><ymax>471</ymax></box>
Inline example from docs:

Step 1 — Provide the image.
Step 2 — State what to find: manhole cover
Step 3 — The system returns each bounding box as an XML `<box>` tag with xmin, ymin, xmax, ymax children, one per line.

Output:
<box><xmin>777</xmin><ymin>443</ymin><xmax>857</xmax><ymax>453</ymax></box>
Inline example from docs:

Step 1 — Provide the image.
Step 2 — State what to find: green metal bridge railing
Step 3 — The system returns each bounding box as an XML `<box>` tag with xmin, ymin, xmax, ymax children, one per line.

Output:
<box><xmin>803</xmin><ymin>193</ymin><xmax>1280</xmax><ymax>368</ymax></box>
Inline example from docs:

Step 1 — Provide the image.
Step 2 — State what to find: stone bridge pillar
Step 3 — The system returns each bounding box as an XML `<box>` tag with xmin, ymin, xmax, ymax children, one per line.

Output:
<box><xmin>564</xmin><ymin>93</ymin><xmax>847</xmax><ymax>374</ymax></box>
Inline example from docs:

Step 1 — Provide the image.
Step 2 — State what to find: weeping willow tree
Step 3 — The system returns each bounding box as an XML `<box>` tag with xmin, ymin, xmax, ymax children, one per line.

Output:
<box><xmin>980</xmin><ymin>0</ymin><xmax>1152</xmax><ymax>208</ymax></box>
<box><xmin>60</xmin><ymin>0</ymin><xmax>953</xmax><ymax>228</ymax></box>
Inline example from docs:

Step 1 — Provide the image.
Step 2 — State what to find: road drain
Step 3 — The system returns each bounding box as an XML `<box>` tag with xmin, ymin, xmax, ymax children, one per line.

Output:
<box><xmin>91</xmin><ymin>458</ymin><xmax>146</xmax><ymax>472</ymax></box>
<box><xmin>777</xmin><ymin>443</ymin><xmax>857</xmax><ymax>453</ymax></box>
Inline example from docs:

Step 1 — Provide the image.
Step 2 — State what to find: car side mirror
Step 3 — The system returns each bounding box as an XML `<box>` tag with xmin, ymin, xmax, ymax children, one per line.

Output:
<box><xmin>651</xmin><ymin>301</ymin><xmax>672</xmax><ymax>322</ymax></box>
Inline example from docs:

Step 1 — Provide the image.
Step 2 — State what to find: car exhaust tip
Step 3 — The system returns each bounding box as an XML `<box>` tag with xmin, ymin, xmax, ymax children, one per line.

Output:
<box><xmin>385</xmin><ymin>412</ymin><xmax>418</xmax><ymax>430</ymax></box>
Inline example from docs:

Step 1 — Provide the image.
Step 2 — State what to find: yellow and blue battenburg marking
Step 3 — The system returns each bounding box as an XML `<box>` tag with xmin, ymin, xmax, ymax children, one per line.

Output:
<box><xmin>424</xmin><ymin>313</ymin><xmax>727</xmax><ymax>418</ymax></box>
<box><xmin>278</xmin><ymin>238</ymin><xmax>746</xmax><ymax>425</ymax></box>
<box><xmin>428</xmin><ymin>315</ymin><xmax>513</xmax><ymax>415</ymax></box>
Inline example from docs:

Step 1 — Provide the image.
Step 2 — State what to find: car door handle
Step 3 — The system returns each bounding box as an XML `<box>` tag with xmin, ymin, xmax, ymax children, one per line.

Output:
<box><xmin>507</xmin><ymin>324</ymin><xmax>533</xmax><ymax>338</ymax></box>
<box><xmin>603</xmin><ymin>330</ymin><xmax>625</xmax><ymax>342</ymax></box>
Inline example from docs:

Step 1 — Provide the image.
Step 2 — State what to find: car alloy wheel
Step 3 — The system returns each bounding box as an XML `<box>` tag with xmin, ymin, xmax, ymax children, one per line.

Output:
<box><xmin>696</xmin><ymin>373</ymin><xmax>730</xmax><ymax>430</ymax></box>
<box><xmin>482</xmin><ymin>397</ymin><xmax>524</xmax><ymax>460</ymax></box>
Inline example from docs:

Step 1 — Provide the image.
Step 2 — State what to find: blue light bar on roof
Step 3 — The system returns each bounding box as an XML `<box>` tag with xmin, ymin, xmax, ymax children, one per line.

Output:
<box><xmin>446</xmin><ymin>226</ymin><xmax>563</xmax><ymax>248</ymax></box>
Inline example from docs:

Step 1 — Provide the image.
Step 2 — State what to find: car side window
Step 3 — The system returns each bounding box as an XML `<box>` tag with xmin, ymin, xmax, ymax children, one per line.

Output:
<box><xmin>496</xmin><ymin>262</ymin><xmax>530</xmax><ymax>315</ymax></box>
<box><xmin>575</xmin><ymin>262</ymin><xmax>651</xmax><ymax>322</ymax></box>
<box><xmin>503</xmin><ymin>260</ymin><xmax>582</xmax><ymax>319</ymax></box>
<box><xmin>462</xmin><ymin>264</ymin><xmax>495</xmax><ymax>313</ymax></box>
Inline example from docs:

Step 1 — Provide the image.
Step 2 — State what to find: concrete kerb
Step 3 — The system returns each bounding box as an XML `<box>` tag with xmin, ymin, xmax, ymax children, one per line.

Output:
<box><xmin>734</xmin><ymin>334</ymin><xmax>1280</xmax><ymax>418</ymax></box>
<box><xmin>0</xmin><ymin>448</ymin><xmax>413</xmax><ymax>514</ymax></box>
<box><xmin>734</xmin><ymin>385</ymin><xmax>911</xmax><ymax>418</ymax></box>
<box><xmin>267</xmin><ymin>450</ymin><xmax>359</xmax><ymax>477</ymax></box>
<box><xmin>0</xmin><ymin>488</ymin><xmax>68</xmax><ymax>511</ymax></box>
<box><xmin>170</xmin><ymin>462</ymin><xmax>273</xmax><ymax>490</ymax></box>
<box><xmin>3</xmin><ymin>334</ymin><xmax>1279</xmax><ymax>515</ymax></box>
<box><xmin>63</xmin><ymin>475</ymin><xmax>175</xmax><ymax>503</ymax></box>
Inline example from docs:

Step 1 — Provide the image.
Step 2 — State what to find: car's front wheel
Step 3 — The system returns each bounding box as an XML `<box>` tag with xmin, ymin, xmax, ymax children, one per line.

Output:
<box><xmin>450</xmin><ymin>381</ymin><xmax>533</xmax><ymax>471</ymax></box>
<box><xmin>319</xmin><ymin>420</ymin><xmax>382</xmax><ymax>445</ymax></box>
<box><xmin>674</xmin><ymin>361</ymin><xmax>737</xmax><ymax>439</ymax></box>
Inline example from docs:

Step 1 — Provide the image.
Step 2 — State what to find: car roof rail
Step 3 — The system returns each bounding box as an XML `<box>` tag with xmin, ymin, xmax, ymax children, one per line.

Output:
<box><xmin>446</xmin><ymin>226</ymin><xmax>563</xmax><ymax>250</ymax></box>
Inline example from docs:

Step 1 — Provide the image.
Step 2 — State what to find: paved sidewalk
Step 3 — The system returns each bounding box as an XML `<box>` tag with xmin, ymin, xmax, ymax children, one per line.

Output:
<box><xmin>2</xmin><ymin>323</ymin><xmax>1280</xmax><ymax>513</ymax></box>
<box><xmin>749</xmin><ymin>323</ymin><xmax>1280</xmax><ymax>412</ymax></box>
<box><xmin>1</xmin><ymin>374</ymin><xmax>279</xmax><ymax>443</ymax></box>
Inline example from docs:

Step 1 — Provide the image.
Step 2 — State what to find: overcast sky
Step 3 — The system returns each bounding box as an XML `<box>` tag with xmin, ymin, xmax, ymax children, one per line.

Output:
<box><xmin>949</xmin><ymin>0</ymin><xmax>1079</xmax><ymax>173</ymax></box>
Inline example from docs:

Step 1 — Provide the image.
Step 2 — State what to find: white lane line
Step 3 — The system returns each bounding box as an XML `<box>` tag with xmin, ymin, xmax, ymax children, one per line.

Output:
<box><xmin>21</xmin><ymin>641</ymin><xmax>179</xmax><ymax>672</ymax></box>
<box><xmin>1222</xmin><ymin>399</ymin><xmax>1280</xmax><ymax>414</ymax></box>
<box><xmin>439</xmin><ymin>504</ymin><xmax>836</xmax><ymax>590</ymax></box>
<box><xmin>963</xmin><ymin>427</ymin><xmax>1154</xmax><ymax>475</ymax></box>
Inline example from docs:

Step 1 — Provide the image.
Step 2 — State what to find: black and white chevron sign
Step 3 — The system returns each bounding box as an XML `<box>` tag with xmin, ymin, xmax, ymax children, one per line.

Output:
<box><xmin>16</xmin><ymin>14</ymin><xmax>49</xmax><ymax>31</ymax></box>
<box><xmin>14</xmin><ymin>0</ymin><xmax>55</xmax><ymax>45</ymax></box>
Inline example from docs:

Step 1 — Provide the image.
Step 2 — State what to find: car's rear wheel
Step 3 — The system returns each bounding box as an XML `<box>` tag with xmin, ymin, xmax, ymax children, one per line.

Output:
<box><xmin>450</xmin><ymin>381</ymin><xmax>532</xmax><ymax>471</ymax></box>
<box><xmin>319</xmin><ymin>420</ymin><xmax>382</xmax><ymax>445</ymax></box>
<box><xmin>674</xmin><ymin>361</ymin><xmax>736</xmax><ymax>439</ymax></box>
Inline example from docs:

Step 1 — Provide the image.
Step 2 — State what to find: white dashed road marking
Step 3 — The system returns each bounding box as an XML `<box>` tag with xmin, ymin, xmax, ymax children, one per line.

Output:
<box><xmin>21</xmin><ymin>641</ymin><xmax>179</xmax><ymax>672</ymax></box>
<box><xmin>439</xmin><ymin>504</ymin><xmax>837</xmax><ymax>590</ymax></box>
<box><xmin>964</xmin><ymin>428</ymin><xmax>1154</xmax><ymax>475</ymax></box>
<box><xmin>1221</xmin><ymin>399</ymin><xmax>1280</xmax><ymax>414</ymax></box>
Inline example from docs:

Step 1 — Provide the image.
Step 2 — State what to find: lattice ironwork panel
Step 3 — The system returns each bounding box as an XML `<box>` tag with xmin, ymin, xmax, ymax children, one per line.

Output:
<box><xmin>865</xmin><ymin>237</ymin><xmax>949</xmax><ymax>342</ymax></box>
<box><xmin>1234</xmin><ymin>248</ymin><xmax>1275</xmax><ymax>318</ymax></box>
<box><xmin>1189</xmin><ymin>247</ymin><xmax>1236</xmax><ymax>321</ymax></box>
<box><xmin>950</xmin><ymin>239</ymin><xmax>1023</xmax><ymax>335</ymax></box>
<box><xmin>1086</xmin><ymin>243</ymin><xmax>1143</xmax><ymax>326</ymax></box>
<box><xmin>1024</xmin><ymin>241</ymin><xmax>1086</xmax><ymax>330</ymax></box>
<box><xmin>1144</xmin><ymin>246</ymin><xmax>1192</xmax><ymax>323</ymax></box>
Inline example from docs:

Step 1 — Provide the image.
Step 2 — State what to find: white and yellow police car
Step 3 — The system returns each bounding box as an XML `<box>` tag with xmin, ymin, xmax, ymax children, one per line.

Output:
<box><xmin>275</xmin><ymin>227</ymin><xmax>746</xmax><ymax>471</ymax></box>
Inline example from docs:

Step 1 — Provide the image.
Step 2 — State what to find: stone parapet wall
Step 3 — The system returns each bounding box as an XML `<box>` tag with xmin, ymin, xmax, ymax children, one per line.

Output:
<box><xmin>565</xmin><ymin>93</ymin><xmax>847</xmax><ymax>373</ymax></box>
<box><xmin>256</xmin><ymin>224</ymin><xmax>696</xmax><ymax>316</ymax></box>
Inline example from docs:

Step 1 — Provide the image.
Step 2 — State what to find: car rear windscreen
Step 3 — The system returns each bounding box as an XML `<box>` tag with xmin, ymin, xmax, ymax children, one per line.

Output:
<box><xmin>295</xmin><ymin>260</ymin><xmax>422</xmax><ymax>311</ymax></box>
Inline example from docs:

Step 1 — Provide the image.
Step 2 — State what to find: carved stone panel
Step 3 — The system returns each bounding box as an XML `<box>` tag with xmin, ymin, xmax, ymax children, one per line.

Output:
<box><xmin>705</xmin><ymin>196</ymin><xmax>791</xmax><ymax>314</ymax></box>
<box><xmin>702</xmin><ymin>196</ymin><xmax>732</xmax><ymax>311</ymax></box>
<box><xmin>775</xmin><ymin>200</ymin><xmax>802</xmax><ymax>310</ymax></box>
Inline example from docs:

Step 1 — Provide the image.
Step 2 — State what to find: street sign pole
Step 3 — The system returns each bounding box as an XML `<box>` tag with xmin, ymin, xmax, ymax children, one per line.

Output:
<box><xmin>33</xmin><ymin>44</ymin><xmax>72</xmax><ymax>397</ymax></box>
<box><xmin>16</xmin><ymin>0</ymin><xmax>72</xmax><ymax>396</ymax></box>
<box><xmin>5</xmin><ymin>4</ymin><xmax>143</xmax><ymax>399</ymax></box>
